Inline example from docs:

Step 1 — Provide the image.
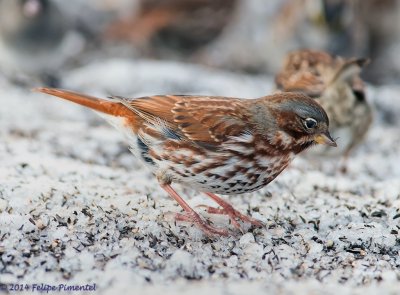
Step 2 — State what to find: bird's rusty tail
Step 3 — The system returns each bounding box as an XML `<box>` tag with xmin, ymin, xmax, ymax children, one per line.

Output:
<box><xmin>33</xmin><ymin>87</ymin><xmax>134</xmax><ymax>118</ymax></box>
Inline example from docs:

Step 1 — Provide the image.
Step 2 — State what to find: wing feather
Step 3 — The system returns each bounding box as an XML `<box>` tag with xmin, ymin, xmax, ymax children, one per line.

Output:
<box><xmin>123</xmin><ymin>95</ymin><xmax>251</xmax><ymax>144</ymax></box>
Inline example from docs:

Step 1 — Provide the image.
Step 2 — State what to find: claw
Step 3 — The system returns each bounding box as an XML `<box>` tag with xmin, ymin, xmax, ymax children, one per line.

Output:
<box><xmin>204</xmin><ymin>192</ymin><xmax>264</xmax><ymax>230</ymax></box>
<box><xmin>174</xmin><ymin>211</ymin><xmax>229</xmax><ymax>236</ymax></box>
<box><xmin>160</xmin><ymin>184</ymin><xmax>260</xmax><ymax>236</ymax></box>
<box><xmin>198</xmin><ymin>204</ymin><xmax>263</xmax><ymax>231</ymax></box>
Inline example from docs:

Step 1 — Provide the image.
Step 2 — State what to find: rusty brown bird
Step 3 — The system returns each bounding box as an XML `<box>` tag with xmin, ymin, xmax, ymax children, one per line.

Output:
<box><xmin>35</xmin><ymin>87</ymin><xmax>336</xmax><ymax>236</ymax></box>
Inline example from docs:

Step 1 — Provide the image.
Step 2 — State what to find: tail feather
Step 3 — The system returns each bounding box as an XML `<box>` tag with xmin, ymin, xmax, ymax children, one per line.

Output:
<box><xmin>33</xmin><ymin>87</ymin><xmax>134</xmax><ymax>118</ymax></box>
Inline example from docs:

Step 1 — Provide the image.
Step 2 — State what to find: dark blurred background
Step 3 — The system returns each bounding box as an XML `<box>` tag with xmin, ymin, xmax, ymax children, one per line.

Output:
<box><xmin>0</xmin><ymin>0</ymin><xmax>399</xmax><ymax>87</ymax></box>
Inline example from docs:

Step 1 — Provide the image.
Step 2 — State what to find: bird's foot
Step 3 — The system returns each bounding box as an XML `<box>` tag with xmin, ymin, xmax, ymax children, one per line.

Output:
<box><xmin>161</xmin><ymin>184</ymin><xmax>229</xmax><ymax>236</ymax></box>
<box><xmin>197</xmin><ymin>204</ymin><xmax>263</xmax><ymax>232</ymax></box>
<box><xmin>174</xmin><ymin>211</ymin><xmax>229</xmax><ymax>237</ymax></box>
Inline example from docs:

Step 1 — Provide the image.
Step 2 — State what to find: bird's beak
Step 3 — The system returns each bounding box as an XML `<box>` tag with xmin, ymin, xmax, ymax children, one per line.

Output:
<box><xmin>314</xmin><ymin>132</ymin><xmax>337</xmax><ymax>147</ymax></box>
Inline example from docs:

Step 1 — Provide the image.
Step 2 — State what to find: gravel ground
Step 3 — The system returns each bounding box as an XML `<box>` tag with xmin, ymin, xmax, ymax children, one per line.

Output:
<box><xmin>0</xmin><ymin>60</ymin><xmax>400</xmax><ymax>294</ymax></box>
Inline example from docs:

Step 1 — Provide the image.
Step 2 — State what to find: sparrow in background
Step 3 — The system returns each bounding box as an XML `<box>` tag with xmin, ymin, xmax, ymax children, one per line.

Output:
<box><xmin>275</xmin><ymin>49</ymin><xmax>372</xmax><ymax>169</ymax></box>
<box><xmin>105</xmin><ymin>0</ymin><xmax>237</xmax><ymax>56</ymax></box>
<box><xmin>35</xmin><ymin>87</ymin><xmax>336</xmax><ymax>236</ymax></box>
<box><xmin>0</xmin><ymin>0</ymin><xmax>84</xmax><ymax>86</ymax></box>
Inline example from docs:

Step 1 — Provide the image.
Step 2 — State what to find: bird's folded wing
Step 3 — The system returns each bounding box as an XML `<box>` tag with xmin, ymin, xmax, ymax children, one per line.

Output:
<box><xmin>123</xmin><ymin>95</ymin><xmax>252</xmax><ymax>144</ymax></box>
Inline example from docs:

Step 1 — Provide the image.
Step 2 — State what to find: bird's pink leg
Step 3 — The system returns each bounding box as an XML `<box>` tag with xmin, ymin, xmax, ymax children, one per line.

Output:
<box><xmin>199</xmin><ymin>192</ymin><xmax>264</xmax><ymax>230</ymax></box>
<box><xmin>160</xmin><ymin>185</ymin><xmax>228</xmax><ymax>236</ymax></box>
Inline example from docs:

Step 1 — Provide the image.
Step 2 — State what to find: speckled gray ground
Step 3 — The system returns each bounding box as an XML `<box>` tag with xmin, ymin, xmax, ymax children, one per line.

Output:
<box><xmin>1</xmin><ymin>61</ymin><xmax>400</xmax><ymax>294</ymax></box>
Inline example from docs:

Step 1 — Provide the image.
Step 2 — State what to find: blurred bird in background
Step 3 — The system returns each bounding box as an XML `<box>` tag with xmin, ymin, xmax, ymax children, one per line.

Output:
<box><xmin>105</xmin><ymin>0</ymin><xmax>237</xmax><ymax>58</ymax></box>
<box><xmin>275</xmin><ymin>49</ymin><xmax>373</xmax><ymax>171</ymax></box>
<box><xmin>198</xmin><ymin>0</ymin><xmax>400</xmax><ymax>82</ymax></box>
<box><xmin>1</xmin><ymin>0</ymin><xmax>400</xmax><ymax>85</ymax></box>
<box><xmin>0</xmin><ymin>0</ymin><xmax>85</xmax><ymax>86</ymax></box>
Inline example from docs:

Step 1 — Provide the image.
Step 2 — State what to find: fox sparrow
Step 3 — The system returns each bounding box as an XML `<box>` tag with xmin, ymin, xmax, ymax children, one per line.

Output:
<box><xmin>275</xmin><ymin>49</ymin><xmax>372</xmax><ymax>167</ymax></box>
<box><xmin>35</xmin><ymin>87</ymin><xmax>336</xmax><ymax>236</ymax></box>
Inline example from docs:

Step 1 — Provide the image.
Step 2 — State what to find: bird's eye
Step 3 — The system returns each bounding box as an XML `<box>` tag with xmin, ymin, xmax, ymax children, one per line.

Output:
<box><xmin>304</xmin><ymin>118</ymin><xmax>317</xmax><ymax>129</ymax></box>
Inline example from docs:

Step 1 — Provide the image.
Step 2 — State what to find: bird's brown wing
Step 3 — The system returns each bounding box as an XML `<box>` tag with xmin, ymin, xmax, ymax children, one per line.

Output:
<box><xmin>119</xmin><ymin>95</ymin><xmax>251</xmax><ymax>144</ymax></box>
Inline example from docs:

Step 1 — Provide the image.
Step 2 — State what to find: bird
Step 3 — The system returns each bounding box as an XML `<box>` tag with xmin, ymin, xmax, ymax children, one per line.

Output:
<box><xmin>0</xmin><ymin>0</ymin><xmax>84</xmax><ymax>86</ymax></box>
<box><xmin>275</xmin><ymin>49</ymin><xmax>372</xmax><ymax>170</ymax></box>
<box><xmin>105</xmin><ymin>0</ymin><xmax>237</xmax><ymax>57</ymax></box>
<box><xmin>34</xmin><ymin>87</ymin><xmax>336</xmax><ymax>236</ymax></box>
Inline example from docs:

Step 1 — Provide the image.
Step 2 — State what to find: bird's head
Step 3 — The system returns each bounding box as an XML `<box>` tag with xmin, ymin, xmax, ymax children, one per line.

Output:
<box><xmin>253</xmin><ymin>92</ymin><xmax>336</xmax><ymax>152</ymax></box>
